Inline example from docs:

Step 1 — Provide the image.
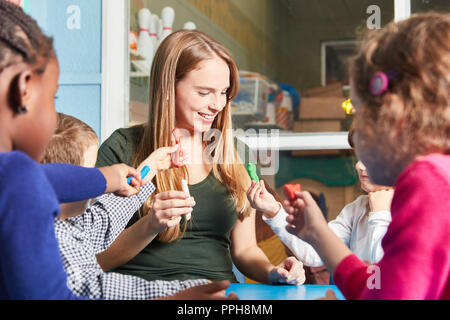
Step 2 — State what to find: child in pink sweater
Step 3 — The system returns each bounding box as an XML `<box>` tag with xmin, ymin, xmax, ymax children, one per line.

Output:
<box><xmin>283</xmin><ymin>12</ymin><xmax>450</xmax><ymax>300</ymax></box>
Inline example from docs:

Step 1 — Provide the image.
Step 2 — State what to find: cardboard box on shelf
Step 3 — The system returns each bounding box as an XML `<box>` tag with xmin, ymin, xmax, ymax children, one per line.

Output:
<box><xmin>299</xmin><ymin>97</ymin><xmax>346</xmax><ymax>120</ymax></box>
<box><xmin>293</xmin><ymin>119</ymin><xmax>342</xmax><ymax>133</ymax></box>
<box><xmin>302</xmin><ymin>82</ymin><xmax>345</xmax><ymax>98</ymax></box>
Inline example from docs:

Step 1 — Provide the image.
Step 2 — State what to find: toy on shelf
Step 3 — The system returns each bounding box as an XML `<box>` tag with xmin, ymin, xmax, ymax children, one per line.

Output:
<box><xmin>137</xmin><ymin>8</ymin><xmax>154</xmax><ymax>71</ymax></box>
<box><xmin>158</xmin><ymin>7</ymin><xmax>175</xmax><ymax>46</ymax></box>
<box><xmin>129</xmin><ymin>31</ymin><xmax>138</xmax><ymax>51</ymax></box>
<box><xmin>231</xmin><ymin>72</ymin><xmax>270</xmax><ymax>129</ymax></box>
<box><xmin>341</xmin><ymin>99</ymin><xmax>354</xmax><ymax>115</ymax></box>
<box><xmin>131</xmin><ymin>7</ymin><xmax>199</xmax><ymax>80</ymax></box>
<box><xmin>183</xmin><ymin>21</ymin><xmax>196</xmax><ymax>30</ymax></box>
<box><xmin>149</xmin><ymin>14</ymin><xmax>158</xmax><ymax>52</ymax></box>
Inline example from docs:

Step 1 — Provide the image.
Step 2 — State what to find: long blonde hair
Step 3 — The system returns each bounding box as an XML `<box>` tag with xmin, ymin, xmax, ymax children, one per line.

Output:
<box><xmin>133</xmin><ymin>30</ymin><xmax>253</xmax><ymax>242</ymax></box>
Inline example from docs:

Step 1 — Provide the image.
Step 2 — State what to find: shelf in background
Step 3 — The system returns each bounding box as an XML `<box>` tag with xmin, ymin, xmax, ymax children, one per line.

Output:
<box><xmin>235</xmin><ymin>131</ymin><xmax>351</xmax><ymax>151</ymax></box>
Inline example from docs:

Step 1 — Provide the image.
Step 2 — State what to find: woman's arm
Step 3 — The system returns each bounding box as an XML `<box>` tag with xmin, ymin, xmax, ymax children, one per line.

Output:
<box><xmin>84</xmin><ymin>182</ymin><xmax>156</xmax><ymax>254</ymax></box>
<box><xmin>96</xmin><ymin>190</ymin><xmax>195</xmax><ymax>271</ymax></box>
<box><xmin>230</xmin><ymin>211</ymin><xmax>305</xmax><ymax>285</ymax></box>
<box><xmin>263</xmin><ymin>207</ymin><xmax>324</xmax><ymax>267</ymax></box>
<box><xmin>230</xmin><ymin>212</ymin><xmax>273</xmax><ymax>283</ymax></box>
<box><xmin>96</xmin><ymin>213</ymin><xmax>160</xmax><ymax>272</ymax></box>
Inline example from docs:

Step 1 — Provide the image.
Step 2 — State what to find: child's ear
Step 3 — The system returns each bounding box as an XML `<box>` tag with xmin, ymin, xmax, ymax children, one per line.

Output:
<box><xmin>8</xmin><ymin>70</ymin><xmax>33</xmax><ymax>114</ymax></box>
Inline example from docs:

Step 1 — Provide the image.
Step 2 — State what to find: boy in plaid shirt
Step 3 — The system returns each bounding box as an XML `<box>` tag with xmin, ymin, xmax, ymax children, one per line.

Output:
<box><xmin>43</xmin><ymin>113</ymin><xmax>237</xmax><ymax>300</ymax></box>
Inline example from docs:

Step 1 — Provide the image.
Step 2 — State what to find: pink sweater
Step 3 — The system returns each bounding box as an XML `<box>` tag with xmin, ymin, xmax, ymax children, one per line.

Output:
<box><xmin>334</xmin><ymin>154</ymin><xmax>450</xmax><ymax>300</ymax></box>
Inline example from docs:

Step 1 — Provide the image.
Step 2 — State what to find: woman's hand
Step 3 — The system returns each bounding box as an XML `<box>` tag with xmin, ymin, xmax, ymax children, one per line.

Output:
<box><xmin>159</xmin><ymin>281</ymin><xmax>239</xmax><ymax>300</ymax></box>
<box><xmin>147</xmin><ymin>191</ymin><xmax>195</xmax><ymax>233</ymax></box>
<box><xmin>316</xmin><ymin>289</ymin><xmax>339</xmax><ymax>300</ymax></box>
<box><xmin>246</xmin><ymin>180</ymin><xmax>281</xmax><ymax>219</ymax></box>
<box><xmin>284</xmin><ymin>191</ymin><xmax>329</xmax><ymax>244</ymax></box>
<box><xmin>268</xmin><ymin>257</ymin><xmax>306</xmax><ymax>285</ymax></box>
<box><xmin>368</xmin><ymin>188</ymin><xmax>394</xmax><ymax>213</ymax></box>
<box><xmin>99</xmin><ymin>164</ymin><xmax>145</xmax><ymax>197</ymax></box>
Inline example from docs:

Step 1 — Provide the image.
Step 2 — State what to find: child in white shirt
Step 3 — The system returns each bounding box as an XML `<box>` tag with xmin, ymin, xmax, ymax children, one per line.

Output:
<box><xmin>247</xmin><ymin>131</ymin><xmax>393</xmax><ymax>267</ymax></box>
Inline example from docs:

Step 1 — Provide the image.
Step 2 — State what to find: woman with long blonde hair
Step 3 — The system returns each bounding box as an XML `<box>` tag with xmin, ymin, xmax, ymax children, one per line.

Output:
<box><xmin>96</xmin><ymin>30</ymin><xmax>305</xmax><ymax>285</ymax></box>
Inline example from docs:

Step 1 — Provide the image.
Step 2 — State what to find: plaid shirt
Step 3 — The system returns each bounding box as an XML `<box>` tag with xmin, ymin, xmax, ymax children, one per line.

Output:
<box><xmin>54</xmin><ymin>182</ymin><xmax>208</xmax><ymax>300</ymax></box>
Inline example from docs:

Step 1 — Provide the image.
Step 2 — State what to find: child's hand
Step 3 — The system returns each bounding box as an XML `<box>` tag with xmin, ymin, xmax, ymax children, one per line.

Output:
<box><xmin>246</xmin><ymin>180</ymin><xmax>281</xmax><ymax>219</ymax></box>
<box><xmin>141</xmin><ymin>145</ymin><xmax>185</xmax><ymax>173</ymax></box>
<box><xmin>284</xmin><ymin>191</ymin><xmax>328</xmax><ymax>244</ymax></box>
<box><xmin>368</xmin><ymin>188</ymin><xmax>394</xmax><ymax>213</ymax></box>
<box><xmin>99</xmin><ymin>164</ymin><xmax>145</xmax><ymax>197</ymax></box>
<box><xmin>159</xmin><ymin>281</ymin><xmax>239</xmax><ymax>300</ymax></box>
<box><xmin>147</xmin><ymin>191</ymin><xmax>195</xmax><ymax>233</ymax></box>
<box><xmin>268</xmin><ymin>257</ymin><xmax>306</xmax><ymax>285</ymax></box>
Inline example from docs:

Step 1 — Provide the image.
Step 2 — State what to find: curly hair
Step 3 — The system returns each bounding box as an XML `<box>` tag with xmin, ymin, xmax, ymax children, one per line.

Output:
<box><xmin>0</xmin><ymin>0</ymin><xmax>54</xmax><ymax>73</ymax></box>
<box><xmin>350</xmin><ymin>12</ymin><xmax>450</xmax><ymax>169</ymax></box>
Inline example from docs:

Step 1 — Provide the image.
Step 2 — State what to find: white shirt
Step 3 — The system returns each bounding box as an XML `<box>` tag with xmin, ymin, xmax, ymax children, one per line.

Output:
<box><xmin>263</xmin><ymin>195</ymin><xmax>392</xmax><ymax>267</ymax></box>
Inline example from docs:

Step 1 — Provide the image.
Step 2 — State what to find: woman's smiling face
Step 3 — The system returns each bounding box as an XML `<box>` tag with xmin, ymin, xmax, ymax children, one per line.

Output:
<box><xmin>175</xmin><ymin>55</ymin><xmax>230</xmax><ymax>133</ymax></box>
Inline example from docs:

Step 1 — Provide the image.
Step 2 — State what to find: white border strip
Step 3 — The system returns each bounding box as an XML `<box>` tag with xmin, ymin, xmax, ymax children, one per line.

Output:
<box><xmin>101</xmin><ymin>0</ymin><xmax>130</xmax><ymax>143</ymax></box>
<box><xmin>395</xmin><ymin>0</ymin><xmax>411</xmax><ymax>22</ymax></box>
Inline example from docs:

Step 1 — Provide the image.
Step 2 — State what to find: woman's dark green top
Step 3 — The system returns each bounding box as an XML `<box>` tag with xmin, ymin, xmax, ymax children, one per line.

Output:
<box><xmin>96</xmin><ymin>125</ymin><xmax>256</xmax><ymax>282</ymax></box>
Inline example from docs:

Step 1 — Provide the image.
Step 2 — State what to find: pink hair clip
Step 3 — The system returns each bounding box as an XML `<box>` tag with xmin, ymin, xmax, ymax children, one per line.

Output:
<box><xmin>370</xmin><ymin>70</ymin><xmax>399</xmax><ymax>96</ymax></box>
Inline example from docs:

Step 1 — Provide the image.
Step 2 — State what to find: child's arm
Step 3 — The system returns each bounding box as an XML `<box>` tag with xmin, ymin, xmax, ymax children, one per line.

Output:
<box><xmin>80</xmin><ymin>182</ymin><xmax>156</xmax><ymax>254</ymax></box>
<box><xmin>366</xmin><ymin>189</ymin><xmax>393</xmax><ymax>263</ymax></box>
<box><xmin>367</xmin><ymin>211</ymin><xmax>391</xmax><ymax>263</ymax></box>
<box><xmin>41</xmin><ymin>163</ymin><xmax>107</xmax><ymax>203</ymax></box>
<box><xmin>41</xmin><ymin>163</ymin><xmax>143</xmax><ymax>202</ymax></box>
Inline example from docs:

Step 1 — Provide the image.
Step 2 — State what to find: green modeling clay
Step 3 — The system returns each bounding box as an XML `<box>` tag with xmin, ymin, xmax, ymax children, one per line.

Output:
<box><xmin>248</xmin><ymin>163</ymin><xmax>260</xmax><ymax>182</ymax></box>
